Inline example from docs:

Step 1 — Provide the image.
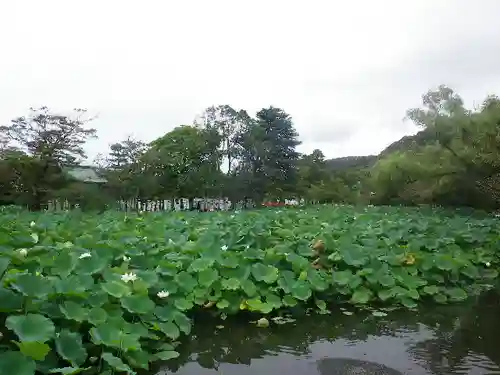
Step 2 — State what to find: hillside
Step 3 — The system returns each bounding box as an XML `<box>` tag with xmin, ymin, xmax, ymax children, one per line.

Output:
<box><xmin>325</xmin><ymin>155</ymin><xmax>377</xmax><ymax>171</ymax></box>
<box><xmin>325</xmin><ymin>128</ymin><xmax>435</xmax><ymax>170</ymax></box>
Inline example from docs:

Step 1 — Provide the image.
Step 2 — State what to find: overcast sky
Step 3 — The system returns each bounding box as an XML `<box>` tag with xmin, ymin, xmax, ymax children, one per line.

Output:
<box><xmin>2</xmin><ymin>0</ymin><xmax>500</xmax><ymax>162</ymax></box>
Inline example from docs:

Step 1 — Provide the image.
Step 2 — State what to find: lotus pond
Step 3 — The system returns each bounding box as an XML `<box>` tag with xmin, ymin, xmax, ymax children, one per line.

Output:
<box><xmin>158</xmin><ymin>288</ymin><xmax>500</xmax><ymax>375</ymax></box>
<box><xmin>0</xmin><ymin>205</ymin><xmax>498</xmax><ymax>375</ymax></box>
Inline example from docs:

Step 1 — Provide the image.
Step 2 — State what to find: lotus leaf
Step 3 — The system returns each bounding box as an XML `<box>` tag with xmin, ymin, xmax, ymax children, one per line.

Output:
<box><xmin>0</xmin><ymin>205</ymin><xmax>498</xmax><ymax>374</ymax></box>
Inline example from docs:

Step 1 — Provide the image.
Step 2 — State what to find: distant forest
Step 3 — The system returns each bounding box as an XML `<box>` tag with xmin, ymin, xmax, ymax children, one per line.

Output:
<box><xmin>1</xmin><ymin>84</ymin><xmax>499</xmax><ymax>211</ymax></box>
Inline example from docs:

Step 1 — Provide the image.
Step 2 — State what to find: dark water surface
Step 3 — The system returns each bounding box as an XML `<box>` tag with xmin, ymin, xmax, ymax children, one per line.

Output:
<box><xmin>156</xmin><ymin>290</ymin><xmax>500</xmax><ymax>375</ymax></box>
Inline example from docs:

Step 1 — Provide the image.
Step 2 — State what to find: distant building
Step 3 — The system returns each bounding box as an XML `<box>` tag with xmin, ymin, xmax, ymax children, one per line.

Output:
<box><xmin>62</xmin><ymin>165</ymin><xmax>107</xmax><ymax>184</ymax></box>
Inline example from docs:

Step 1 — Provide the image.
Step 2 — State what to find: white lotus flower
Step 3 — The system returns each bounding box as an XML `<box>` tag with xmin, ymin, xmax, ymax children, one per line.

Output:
<box><xmin>485</xmin><ymin>262</ymin><xmax>491</xmax><ymax>267</ymax></box>
<box><xmin>157</xmin><ymin>290</ymin><xmax>170</xmax><ymax>298</ymax></box>
<box><xmin>221</xmin><ymin>245</ymin><xmax>228</xmax><ymax>251</ymax></box>
<box><xmin>121</xmin><ymin>272</ymin><xmax>138</xmax><ymax>283</ymax></box>
<box><xmin>79</xmin><ymin>252</ymin><xmax>92</xmax><ymax>259</ymax></box>
<box><xmin>30</xmin><ymin>221</ymin><xmax>36</xmax><ymax>228</ymax></box>
<box><xmin>123</xmin><ymin>255</ymin><xmax>131</xmax><ymax>262</ymax></box>
<box><xmin>19</xmin><ymin>248</ymin><xmax>28</xmax><ymax>257</ymax></box>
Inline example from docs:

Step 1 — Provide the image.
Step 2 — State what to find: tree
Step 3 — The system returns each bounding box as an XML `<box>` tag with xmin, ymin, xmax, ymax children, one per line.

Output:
<box><xmin>196</xmin><ymin>105</ymin><xmax>249</xmax><ymax>174</ymax></box>
<box><xmin>406</xmin><ymin>85</ymin><xmax>466</xmax><ymax>128</ymax></box>
<box><xmin>0</xmin><ymin>107</ymin><xmax>97</xmax><ymax>165</ymax></box>
<box><xmin>372</xmin><ymin>86</ymin><xmax>500</xmax><ymax>209</ymax></box>
<box><xmin>144</xmin><ymin>125</ymin><xmax>222</xmax><ymax>198</ymax></box>
<box><xmin>107</xmin><ymin>137</ymin><xmax>146</xmax><ymax>170</ymax></box>
<box><xmin>103</xmin><ymin>137</ymin><xmax>147</xmax><ymax>200</ymax></box>
<box><xmin>297</xmin><ymin>149</ymin><xmax>327</xmax><ymax>200</ymax></box>
<box><xmin>0</xmin><ymin>107</ymin><xmax>97</xmax><ymax>209</ymax></box>
<box><xmin>234</xmin><ymin>107</ymin><xmax>300</xmax><ymax>202</ymax></box>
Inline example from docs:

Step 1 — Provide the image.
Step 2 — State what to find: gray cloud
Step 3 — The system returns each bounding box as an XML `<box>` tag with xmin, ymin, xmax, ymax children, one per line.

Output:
<box><xmin>1</xmin><ymin>0</ymin><xmax>500</xmax><ymax>161</ymax></box>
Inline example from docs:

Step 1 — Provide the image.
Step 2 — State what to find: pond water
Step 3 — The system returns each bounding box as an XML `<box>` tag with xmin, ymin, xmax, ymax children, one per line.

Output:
<box><xmin>155</xmin><ymin>290</ymin><xmax>500</xmax><ymax>375</ymax></box>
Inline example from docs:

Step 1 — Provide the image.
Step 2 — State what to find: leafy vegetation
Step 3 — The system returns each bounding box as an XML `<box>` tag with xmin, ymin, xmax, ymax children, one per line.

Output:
<box><xmin>0</xmin><ymin>204</ymin><xmax>498</xmax><ymax>374</ymax></box>
<box><xmin>1</xmin><ymin>85</ymin><xmax>499</xmax><ymax>211</ymax></box>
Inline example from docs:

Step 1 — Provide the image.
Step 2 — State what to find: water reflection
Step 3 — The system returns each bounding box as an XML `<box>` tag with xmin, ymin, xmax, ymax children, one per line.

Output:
<box><xmin>156</xmin><ymin>290</ymin><xmax>500</xmax><ymax>375</ymax></box>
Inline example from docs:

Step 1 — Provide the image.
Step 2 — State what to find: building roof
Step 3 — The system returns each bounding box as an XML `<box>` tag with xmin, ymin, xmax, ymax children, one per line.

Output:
<box><xmin>63</xmin><ymin>166</ymin><xmax>108</xmax><ymax>183</ymax></box>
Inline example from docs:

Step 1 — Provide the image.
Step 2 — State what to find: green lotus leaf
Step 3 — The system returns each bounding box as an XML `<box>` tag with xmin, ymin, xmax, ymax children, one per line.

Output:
<box><xmin>175</xmin><ymin>271</ymin><xmax>198</xmax><ymax>291</ymax></box>
<box><xmin>291</xmin><ymin>280</ymin><xmax>312</xmax><ymax>301</ymax></box>
<box><xmin>155</xmin><ymin>350</ymin><xmax>180</xmax><ymax>361</ymax></box>
<box><xmin>87</xmin><ymin>307</ymin><xmax>108</xmax><ymax>326</ymax></box>
<box><xmin>154</xmin><ymin>305</ymin><xmax>175</xmax><ymax>321</ymax></box>
<box><xmin>315</xmin><ymin>299</ymin><xmax>327</xmax><ymax>311</ymax></box>
<box><xmin>197</xmin><ymin>268</ymin><xmax>219</xmax><ymax>286</ymax></box>
<box><xmin>101</xmin><ymin>352</ymin><xmax>135</xmax><ymax>375</ymax></box>
<box><xmin>282</xmin><ymin>295</ymin><xmax>298</xmax><ymax>307</ymax></box>
<box><xmin>445</xmin><ymin>287</ymin><xmax>468</xmax><ymax>301</ymax></box>
<box><xmin>0</xmin><ymin>256</ymin><xmax>11</xmax><ymax>278</ymax></box>
<box><xmin>241</xmin><ymin>279</ymin><xmax>258</xmax><ymax>297</ymax></box>
<box><xmin>378</xmin><ymin>289</ymin><xmax>394</xmax><ymax>301</ymax></box>
<box><xmin>400</xmin><ymin>297</ymin><xmax>418</xmax><ymax>309</ymax></box>
<box><xmin>435</xmin><ymin>255</ymin><xmax>455</xmax><ymax>271</ymax></box>
<box><xmin>222</xmin><ymin>265</ymin><xmax>251</xmax><ymax>281</ymax></box>
<box><xmin>90</xmin><ymin>325</ymin><xmax>141</xmax><ymax>351</ymax></box>
<box><xmin>251</xmin><ymin>263</ymin><xmax>279</xmax><ymax>284</ymax></box>
<box><xmin>158</xmin><ymin>322</ymin><xmax>181</xmax><ymax>340</ymax></box>
<box><xmin>48</xmin><ymin>367</ymin><xmax>91</xmax><ymax>375</ymax></box>
<box><xmin>76</xmin><ymin>255</ymin><xmax>108</xmax><ymax>275</ymax></box>
<box><xmin>135</xmin><ymin>270</ymin><xmax>159</xmax><ymax>287</ymax></box>
<box><xmin>285</xmin><ymin>253</ymin><xmax>309</xmax><ymax>269</ymax></box>
<box><xmin>60</xmin><ymin>301</ymin><xmax>88</xmax><ymax>322</ymax></box>
<box><xmin>221</xmin><ymin>278</ymin><xmax>240</xmax><ymax>290</ymax></box>
<box><xmin>188</xmin><ymin>258</ymin><xmax>214</xmax><ymax>273</ymax></box>
<box><xmin>341</xmin><ymin>246</ymin><xmax>369</xmax><ymax>267</ymax></box>
<box><xmin>0</xmin><ymin>351</ymin><xmax>36</xmax><ymax>375</ymax></box>
<box><xmin>278</xmin><ymin>270</ymin><xmax>296</xmax><ymax>293</ymax></box>
<box><xmin>0</xmin><ymin>287</ymin><xmax>24</xmax><ymax>312</ymax></box>
<box><xmin>173</xmin><ymin>297</ymin><xmax>193</xmax><ymax>311</ymax></box>
<box><xmin>6</xmin><ymin>314</ymin><xmax>55</xmax><ymax>343</ymax></box>
<box><xmin>13</xmin><ymin>341</ymin><xmax>51</xmax><ymax>361</ymax></box>
<box><xmin>433</xmin><ymin>293</ymin><xmax>447</xmax><ymax>304</ymax></box>
<box><xmin>332</xmin><ymin>270</ymin><xmax>353</xmax><ymax>286</ymax></box>
<box><xmin>460</xmin><ymin>265</ymin><xmax>479</xmax><ymax>279</ymax></box>
<box><xmin>405</xmin><ymin>289</ymin><xmax>420</xmax><ymax>300</ymax></box>
<box><xmin>51</xmin><ymin>252</ymin><xmax>77</xmax><ymax>278</ymax></box>
<box><xmin>245</xmin><ymin>298</ymin><xmax>274</xmax><ymax>313</ymax></box>
<box><xmin>351</xmin><ymin>287</ymin><xmax>372</xmax><ymax>304</ymax></box>
<box><xmin>482</xmin><ymin>269</ymin><xmax>499</xmax><ymax>279</ymax></box>
<box><xmin>219</xmin><ymin>254</ymin><xmax>240</xmax><ymax>268</ymax></box>
<box><xmin>216</xmin><ymin>299</ymin><xmax>230</xmax><ymax>309</ymax></box>
<box><xmin>173</xmin><ymin>311</ymin><xmax>192</xmax><ymax>335</ymax></box>
<box><xmin>307</xmin><ymin>270</ymin><xmax>329</xmax><ymax>291</ymax></box>
<box><xmin>422</xmin><ymin>285</ymin><xmax>439</xmax><ymax>295</ymax></box>
<box><xmin>377</xmin><ymin>274</ymin><xmax>396</xmax><ymax>287</ymax></box>
<box><xmin>265</xmin><ymin>293</ymin><xmax>282</xmax><ymax>309</ymax></box>
<box><xmin>87</xmin><ymin>291</ymin><xmax>109</xmax><ymax>306</ymax></box>
<box><xmin>101</xmin><ymin>281</ymin><xmax>131</xmax><ymax>298</ymax></box>
<box><xmin>55</xmin><ymin>330</ymin><xmax>87</xmax><ymax>366</ymax></box>
<box><xmin>54</xmin><ymin>274</ymin><xmax>94</xmax><ymax>295</ymax></box>
<box><xmin>348</xmin><ymin>274</ymin><xmax>363</xmax><ymax>290</ymax></box>
<box><xmin>124</xmin><ymin>350</ymin><xmax>150</xmax><ymax>370</ymax></box>
<box><xmin>11</xmin><ymin>274</ymin><xmax>53</xmax><ymax>298</ymax></box>
<box><xmin>121</xmin><ymin>294</ymin><xmax>155</xmax><ymax>314</ymax></box>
